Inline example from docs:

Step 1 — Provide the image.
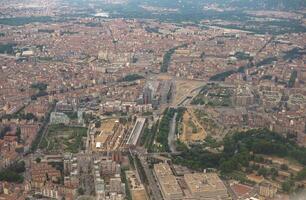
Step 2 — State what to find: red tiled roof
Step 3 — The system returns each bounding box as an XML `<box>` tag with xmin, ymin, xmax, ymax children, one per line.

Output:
<box><xmin>231</xmin><ymin>183</ymin><xmax>253</xmax><ymax>197</ymax></box>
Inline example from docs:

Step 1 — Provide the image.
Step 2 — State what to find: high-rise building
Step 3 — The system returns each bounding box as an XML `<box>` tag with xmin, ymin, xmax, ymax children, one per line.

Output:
<box><xmin>143</xmin><ymin>87</ymin><xmax>152</xmax><ymax>105</ymax></box>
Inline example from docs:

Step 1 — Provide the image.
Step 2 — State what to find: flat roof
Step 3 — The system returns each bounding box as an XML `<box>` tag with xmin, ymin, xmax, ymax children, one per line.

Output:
<box><xmin>159</xmin><ymin>175</ymin><xmax>183</xmax><ymax>195</ymax></box>
<box><xmin>184</xmin><ymin>173</ymin><xmax>227</xmax><ymax>194</ymax></box>
<box><xmin>127</xmin><ymin>117</ymin><xmax>146</xmax><ymax>145</ymax></box>
<box><xmin>154</xmin><ymin>163</ymin><xmax>173</xmax><ymax>176</ymax></box>
<box><xmin>154</xmin><ymin>163</ymin><xmax>183</xmax><ymax>196</ymax></box>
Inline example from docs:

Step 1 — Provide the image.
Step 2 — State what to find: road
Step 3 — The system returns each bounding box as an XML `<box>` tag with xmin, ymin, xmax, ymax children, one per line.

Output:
<box><xmin>138</xmin><ymin>155</ymin><xmax>163</xmax><ymax>200</ymax></box>
<box><xmin>224</xmin><ymin>180</ymin><xmax>237</xmax><ymax>200</ymax></box>
<box><xmin>132</xmin><ymin>148</ymin><xmax>163</xmax><ymax>200</ymax></box>
<box><xmin>36</xmin><ymin>124</ymin><xmax>49</xmax><ymax>150</ymax></box>
<box><xmin>175</xmin><ymin>83</ymin><xmax>207</xmax><ymax>107</ymax></box>
<box><xmin>0</xmin><ymin>53</ymin><xmax>16</xmax><ymax>59</ymax></box>
<box><xmin>36</xmin><ymin>103</ymin><xmax>56</xmax><ymax>151</ymax></box>
<box><xmin>168</xmin><ymin>112</ymin><xmax>177</xmax><ymax>153</ymax></box>
<box><xmin>85</xmin><ymin>124</ymin><xmax>94</xmax><ymax>153</ymax></box>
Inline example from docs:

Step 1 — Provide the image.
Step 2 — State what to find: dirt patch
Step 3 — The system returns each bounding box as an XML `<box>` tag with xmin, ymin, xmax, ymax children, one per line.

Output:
<box><xmin>179</xmin><ymin>108</ymin><xmax>206</xmax><ymax>143</ymax></box>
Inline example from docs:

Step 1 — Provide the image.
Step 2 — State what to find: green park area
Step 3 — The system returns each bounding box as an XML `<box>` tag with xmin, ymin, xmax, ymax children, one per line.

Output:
<box><xmin>39</xmin><ymin>124</ymin><xmax>87</xmax><ymax>153</ymax></box>
<box><xmin>191</xmin><ymin>84</ymin><xmax>234</xmax><ymax>106</ymax></box>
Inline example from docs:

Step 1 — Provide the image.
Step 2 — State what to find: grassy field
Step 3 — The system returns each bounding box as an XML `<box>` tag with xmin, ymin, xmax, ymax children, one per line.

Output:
<box><xmin>40</xmin><ymin>124</ymin><xmax>87</xmax><ymax>153</ymax></box>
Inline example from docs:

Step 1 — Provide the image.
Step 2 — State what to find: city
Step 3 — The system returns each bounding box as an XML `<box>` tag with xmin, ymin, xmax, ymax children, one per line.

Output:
<box><xmin>0</xmin><ymin>0</ymin><xmax>305</xmax><ymax>199</ymax></box>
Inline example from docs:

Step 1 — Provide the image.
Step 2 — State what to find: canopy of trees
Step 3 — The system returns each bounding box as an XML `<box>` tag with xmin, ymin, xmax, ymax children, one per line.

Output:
<box><xmin>120</xmin><ymin>74</ymin><xmax>144</xmax><ymax>82</ymax></box>
<box><xmin>0</xmin><ymin>43</ymin><xmax>16</xmax><ymax>54</ymax></box>
<box><xmin>173</xmin><ymin>129</ymin><xmax>306</xmax><ymax>174</ymax></box>
<box><xmin>155</xmin><ymin>108</ymin><xmax>176</xmax><ymax>152</ymax></box>
<box><xmin>0</xmin><ymin>161</ymin><xmax>25</xmax><ymax>183</ymax></box>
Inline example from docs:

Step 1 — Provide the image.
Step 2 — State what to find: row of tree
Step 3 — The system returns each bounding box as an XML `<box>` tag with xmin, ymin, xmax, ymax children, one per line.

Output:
<box><xmin>155</xmin><ymin>108</ymin><xmax>176</xmax><ymax>152</ymax></box>
<box><xmin>160</xmin><ymin>44</ymin><xmax>187</xmax><ymax>73</ymax></box>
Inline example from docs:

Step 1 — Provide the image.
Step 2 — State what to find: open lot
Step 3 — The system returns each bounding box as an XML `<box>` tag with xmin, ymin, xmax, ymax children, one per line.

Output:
<box><xmin>179</xmin><ymin>109</ymin><xmax>206</xmax><ymax>143</ymax></box>
<box><xmin>40</xmin><ymin>124</ymin><xmax>87</xmax><ymax>153</ymax></box>
<box><xmin>193</xmin><ymin>108</ymin><xmax>226</xmax><ymax>141</ymax></box>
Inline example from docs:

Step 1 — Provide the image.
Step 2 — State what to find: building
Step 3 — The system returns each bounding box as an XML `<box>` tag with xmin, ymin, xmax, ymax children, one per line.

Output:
<box><xmin>101</xmin><ymin>159</ymin><xmax>121</xmax><ymax>176</ymax></box>
<box><xmin>63</xmin><ymin>154</ymin><xmax>79</xmax><ymax>188</ymax></box>
<box><xmin>94</xmin><ymin>160</ymin><xmax>106</xmax><ymax>200</ymax></box>
<box><xmin>50</xmin><ymin>112</ymin><xmax>70</xmax><ymax>125</ymax></box>
<box><xmin>93</xmin><ymin>159</ymin><xmax>125</xmax><ymax>200</ymax></box>
<box><xmin>184</xmin><ymin>173</ymin><xmax>228</xmax><ymax>200</ymax></box>
<box><xmin>143</xmin><ymin>87</ymin><xmax>152</xmax><ymax>104</ymax></box>
<box><xmin>230</xmin><ymin>183</ymin><xmax>254</xmax><ymax>200</ymax></box>
<box><xmin>233</xmin><ymin>85</ymin><xmax>255</xmax><ymax>107</ymax></box>
<box><xmin>259</xmin><ymin>182</ymin><xmax>277</xmax><ymax>198</ymax></box>
<box><xmin>109</xmin><ymin>175</ymin><xmax>125</xmax><ymax>195</ymax></box>
<box><xmin>56</xmin><ymin>101</ymin><xmax>75</xmax><ymax>113</ymax></box>
<box><xmin>125</xmin><ymin>170</ymin><xmax>147</xmax><ymax>200</ymax></box>
<box><xmin>153</xmin><ymin>163</ymin><xmax>183</xmax><ymax>200</ymax></box>
<box><xmin>31</xmin><ymin>162</ymin><xmax>61</xmax><ymax>189</ymax></box>
<box><xmin>127</xmin><ymin>117</ymin><xmax>146</xmax><ymax>146</ymax></box>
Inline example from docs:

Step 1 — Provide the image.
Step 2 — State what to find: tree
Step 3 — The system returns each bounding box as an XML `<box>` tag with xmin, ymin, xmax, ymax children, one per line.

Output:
<box><xmin>36</xmin><ymin>157</ymin><xmax>41</xmax><ymax>163</ymax></box>
<box><xmin>200</xmin><ymin>52</ymin><xmax>205</xmax><ymax>61</ymax></box>
<box><xmin>251</xmin><ymin>164</ymin><xmax>260</xmax><ymax>171</ymax></box>
<box><xmin>281</xmin><ymin>164</ymin><xmax>289</xmax><ymax>171</ymax></box>
<box><xmin>16</xmin><ymin>127</ymin><xmax>21</xmax><ymax>143</ymax></box>
<box><xmin>78</xmin><ymin>188</ymin><xmax>85</xmax><ymax>195</ymax></box>
<box><xmin>295</xmin><ymin>168</ymin><xmax>306</xmax><ymax>181</ymax></box>
<box><xmin>258</xmin><ymin>167</ymin><xmax>268</xmax><ymax>177</ymax></box>
<box><xmin>0</xmin><ymin>161</ymin><xmax>25</xmax><ymax>183</ymax></box>
<box><xmin>282</xmin><ymin>179</ymin><xmax>294</xmax><ymax>193</ymax></box>
<box><xmin>0</xmin><ymin>170</ymin><xmax>24</xmax><ymax>183</ymax></box>
<box><xmin>270</xmin><ymin>168</ymin><xmax>278</xmax><ymax>179</ymax></box>
<box><xmin>0</xmin><ymin>126</ymin><xmax>11</xmax><ymax>139</ymax></box>
<box><xmin>288</xmin><ymin>70</ymin><xmax>297</xmax><ymax>88</ymax></box>
<box><xmin>120</xmin><ymin>74</ymin><xmax>144</xmax><ymax>82</ymax></box>
<box><xmin>24</xmin><ymin>113</ymin><xmax>37</xmax><ymax>121</ymax></box>
<box><xmin>220</xmin><ymin>160</ymin><xmax>237</xmax><ymax>173</ymax></box>
<box><xmin>119</xmin><ymin>118</ymin><xmax>127</xmax><ymax>124</ymax></box>
<box><xmin>8</xmin><ymin>161</ymin><xmax>26</xmax><ymax>173</ymax></box>
<box><xmin>254</xmin><ymin>155</ymin><xmax>264</xmax><ymax>163</ymax></box>
<box><xmin>176</xmin><ymin>140</ymin><xmax>188</xmax><ymax>152</ymax></box>
<box><xmin>95</xmin><ymin>121</ymin><xmax>101</xmax><ymax>128</ymax></box>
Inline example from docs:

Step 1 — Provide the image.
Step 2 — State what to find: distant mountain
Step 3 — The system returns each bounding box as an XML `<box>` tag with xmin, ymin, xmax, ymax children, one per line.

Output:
<box><xmin>136</xmin><ymin>0</ymin><xmax>306</xmax><ymax>11</ymax></box>
<box><xmin>216</xmin><ymin>0</ymin><xmax>306</xmax><ymax>10</ymax></box>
